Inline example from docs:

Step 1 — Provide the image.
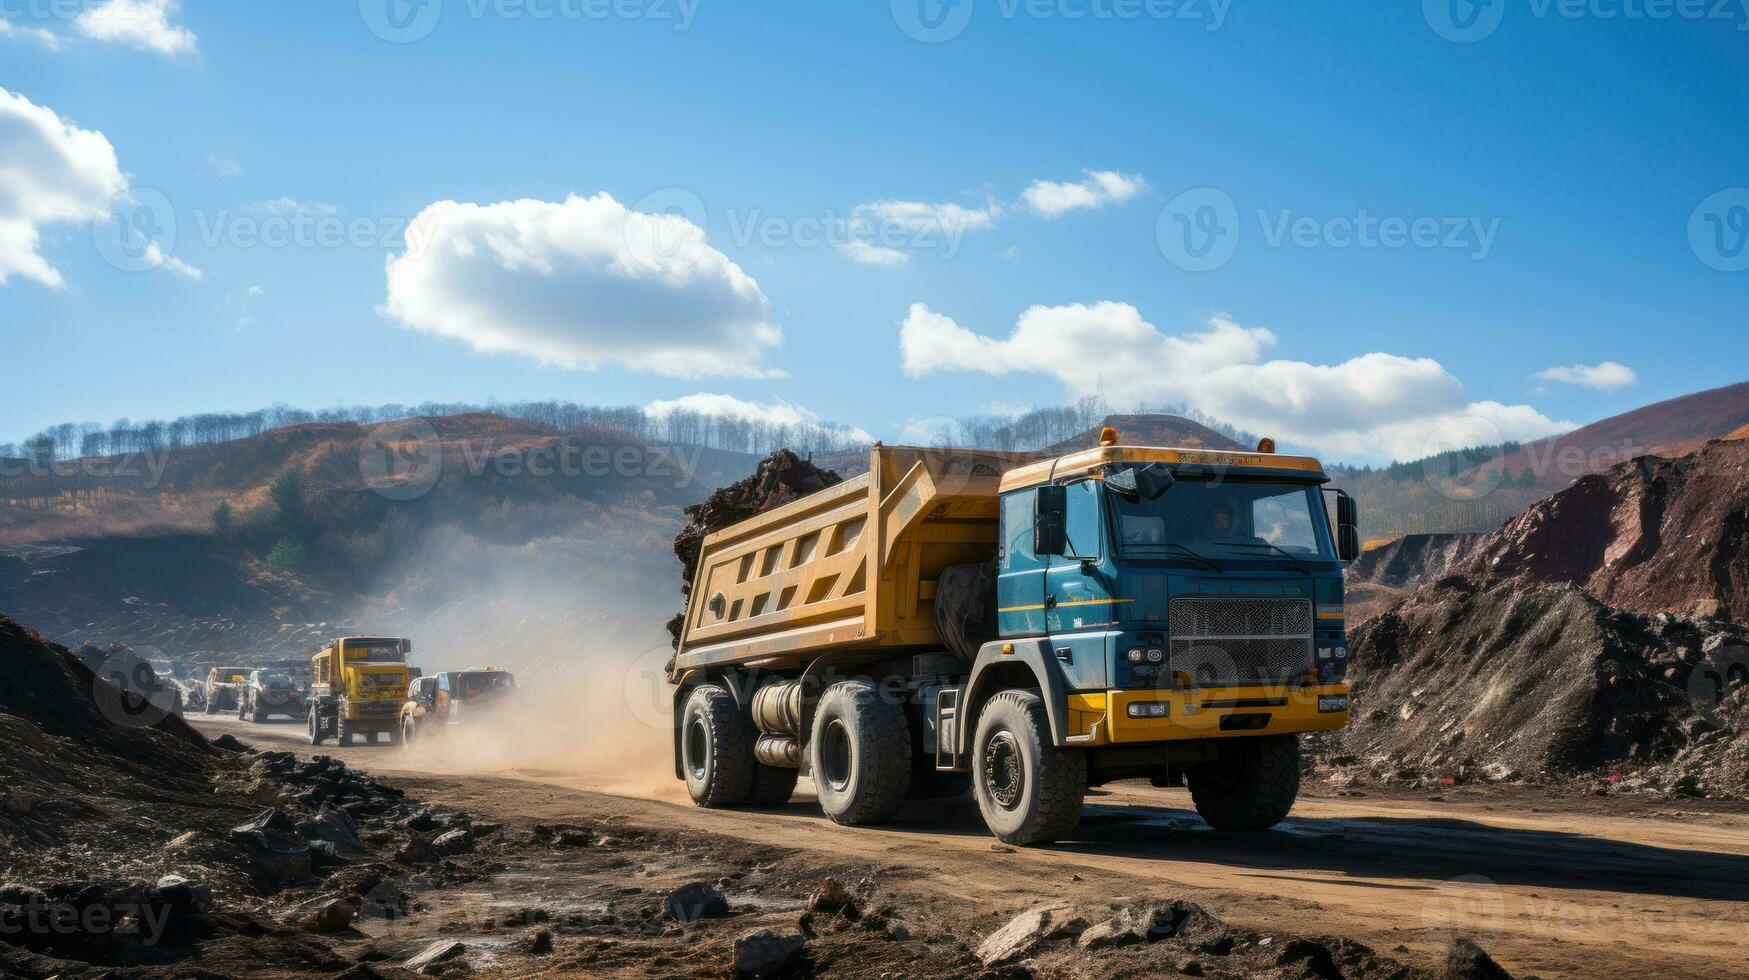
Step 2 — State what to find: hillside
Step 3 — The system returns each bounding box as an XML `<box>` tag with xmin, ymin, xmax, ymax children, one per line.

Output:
<box><xmin>1495</xmin><ymin>381</ymin><xmax>1749</xmax><ymax>488</ymax></box>
<box><xmin>1332</xmin><ymin>381</ymin><xmax>1749</xmax><ymax>541</ymax></box>
<box><xmin>0</xmin><ymin>415</ymin><xmax>761</xmax><ymax>662</ymax></box>
<box><xmin>1045</xmin><ymin>414</ymin><xmax>1246</xmax><ymax>454</ymax></box>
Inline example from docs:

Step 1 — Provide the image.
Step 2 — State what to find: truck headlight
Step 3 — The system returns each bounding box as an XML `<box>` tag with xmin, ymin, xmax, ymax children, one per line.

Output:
<box><xmin>1126</xmin><ymin>702</ymin><xmax>1170</xmax><ymax>719</ymax></box>
<box><xmin>1127</xmin><ymin>648</ymin><xmax>1144</xmax><ymax>664</ymax></box>
<box><xmin>1145</xmin><ymin>648</ymin><xmax>1164</xmax><ymax>663</ymax></box>
<box><xmin>1318</xmin><ymin>695</ymin><xmax>1349</xmax><ymax>713</ymax></box>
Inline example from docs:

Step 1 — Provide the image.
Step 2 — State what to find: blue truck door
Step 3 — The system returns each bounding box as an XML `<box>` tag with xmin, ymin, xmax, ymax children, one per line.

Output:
<box><xmin>1044</xmin><ymin>479</ymin><xmax>1115</xmax><ymax>690</ymax></box>
<box><xmin>997</xmin><ymin>489</ymin><xmax>1048</xmax><ymax>637</ymax></box>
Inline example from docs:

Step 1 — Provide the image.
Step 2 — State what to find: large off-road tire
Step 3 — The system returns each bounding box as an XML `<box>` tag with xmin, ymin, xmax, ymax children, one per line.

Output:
<box><xmin>336</xmin><ymin>715</ymin><xmax>354</xmax><ymax>748</ymax></box>
<box><xmin>307</xmin><ymin>707</ymin><xmax>325</xmax><ymax>746</ymax></box>
<box><xmin>1187</xmin><ymin>734</ymin><xmax>1301</xmax><ymax>831</ymax></box>
<box><xmin>681</xmin><ymin>685</ymin><xmax>756</xmax><ymax>807</ymax></box>
<box><xmin>748</xmin><ymin>763</ymin><xmax>800</xmax><ymax>806</ymax></box>
<box><xmin>400</xmin><ymin>716</ymin><xmax>418</xmax><ymax>749</ymax></box>
<box><xmin>972</xmin><ymin>689</ymin><xmax>1085</xmax><ymax>845</ymax></box>
<box><xmin>810</xmin><ymin>680</ymin><xmax>912</xmax><ymax>826</ymax></box>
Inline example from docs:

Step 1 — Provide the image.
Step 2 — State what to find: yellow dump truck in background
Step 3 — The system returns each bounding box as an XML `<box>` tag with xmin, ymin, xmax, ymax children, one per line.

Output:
<box><xmin>670</xmin><ymin>434</ymin><xmax>1359</xmax><ymax>844</ymax></box>
<box><xmin>307</xmin><ymin>636</ymin><xmax>413</xmax><ymax>747</ymax></box>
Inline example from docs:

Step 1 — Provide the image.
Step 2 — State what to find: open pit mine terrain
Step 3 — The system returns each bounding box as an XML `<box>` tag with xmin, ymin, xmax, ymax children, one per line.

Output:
<box><xmin>3</xmin><ymin>386</ymin><xmax>1748</xmax><ymax>979</ymax></box>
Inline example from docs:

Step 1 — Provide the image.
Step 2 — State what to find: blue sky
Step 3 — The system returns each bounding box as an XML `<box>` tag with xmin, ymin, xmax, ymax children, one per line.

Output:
<box><xmin>2</xmin><ymin>0</ymin><xmax>1745</xmax><ymax>463</ymax></box>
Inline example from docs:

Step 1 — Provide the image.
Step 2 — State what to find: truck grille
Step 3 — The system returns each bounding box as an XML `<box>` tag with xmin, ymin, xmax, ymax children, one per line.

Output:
<box><xmin>1168</xmin><ymin>597</ymin><xmax>1313</xmax><ymax>686</ymax></box>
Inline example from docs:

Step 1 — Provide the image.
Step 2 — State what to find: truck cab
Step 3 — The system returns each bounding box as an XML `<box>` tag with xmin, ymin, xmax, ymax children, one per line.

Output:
<box><xmin>307</xmin><ymin>636</ymin><xmax>413</xmax><ymax>747</ymax></box>
<box><xmin>668</xmin><ymin>435</ymin><xmax>1359</xmax><ymax>845</ymax></box>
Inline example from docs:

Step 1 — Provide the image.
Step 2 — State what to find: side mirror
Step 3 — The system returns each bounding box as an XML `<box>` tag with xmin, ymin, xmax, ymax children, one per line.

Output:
<box><xmin>1035</xmin><ymin>484</ymin><xmax>1067</xmax><ymax>556</ymax></box>
<box><xmin>1329</xmin><ymin>490</ymin><xmax>1361</xmax><ymax>562</ymax></box>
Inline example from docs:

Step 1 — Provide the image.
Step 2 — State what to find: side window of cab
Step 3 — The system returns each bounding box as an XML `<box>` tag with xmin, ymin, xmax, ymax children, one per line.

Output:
<box><xmin>1063</xmin><ymin>479</ymin><xmax>1103</xmax><ymax>561</ymax></box>
<box><xmin>1001</xmin><ymin>488</ymin><xmax>1037</xmax><ymax>570</ymax></box>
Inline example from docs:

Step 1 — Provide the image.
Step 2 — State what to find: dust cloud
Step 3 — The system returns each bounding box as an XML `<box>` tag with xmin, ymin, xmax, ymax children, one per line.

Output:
<box><xmin>351</xmin><ymin>526</ymin><xmax>684</xmax><ymax>798</ymax></box>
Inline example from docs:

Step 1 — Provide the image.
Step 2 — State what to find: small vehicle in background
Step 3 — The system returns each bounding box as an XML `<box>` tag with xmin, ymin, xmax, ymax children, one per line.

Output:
<box><xmin>204</xmin><ymin>666</ymin><xmax>250</xmax><ymax>714</ymax></box>
<box><xmin>400</xmin><ymin>667</ymin><xmax>516</xmax><ymax>745</ymax></box>
<box><xmin>238</xmin><ymin>670</ymin><xmax>307</xmax><ymax>723</ymax></box>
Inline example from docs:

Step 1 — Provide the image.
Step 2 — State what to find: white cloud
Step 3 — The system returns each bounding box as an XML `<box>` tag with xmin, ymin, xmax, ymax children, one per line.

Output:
<box><xmin>75</xmin><ymin>0</ymin><xmax>196</xmax><ymax>58</ymax></box>
<box><xmin>0</xmin><ymin>86</ymin><xmax>127</xmax><ymax>289</ymax></box>
<box><xmin>248</xmin><ymin>197</ymin><xmax>335</xmax><ymax>216</ymax></box>
<box><xmin>838</xmin><ymin>239</ymin><xmax>909</xmax><ymax>267</ymax></box>
<box><xmin>382</xmin><ymin>192</ymin><xmax>783</xmax><ymax>378</ymax></box>
<box><xmin>853</xmin><ymin>198</ymin><xmax>1003</xmax><ymax>237</ymax></box>
<box><xmin>900</xmin><ymin>302</ymin><xmax>1574</xmax><ymax>462</ymax></box>
<box><xmin>144</xmin><ymin>241</ymin><xmax>202</xmax><ymax>280</ymax></box>
<box><xmin>1534</xmin><ymin>361</ymin><xmax>1638</xmax><ymax>393</ymax></box>
<box><xmin>0</xmin><ymin>17</ymin><xmax>63</xmax><ymax>48</ymax></box>
<box><xmin>1020</xmin><ymin>170</ymin><xmax>1148</xmax><ymax>218</ymax></box>
<box><xmin>245</xmin><ymin>284</ymin><xmax>263</xmax><ymax>297</ymax></box>
<box><xmin>644</xmin><ymin>393</ymin><xmax>873</xmax><ymax>442</ymax></box>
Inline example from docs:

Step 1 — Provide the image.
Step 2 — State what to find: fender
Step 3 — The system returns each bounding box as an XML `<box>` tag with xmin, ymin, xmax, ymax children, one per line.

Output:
<box><xmin>955</xmin><ymin>638</ymin><xmax>1071</xmax><ymax>760</ymax></box>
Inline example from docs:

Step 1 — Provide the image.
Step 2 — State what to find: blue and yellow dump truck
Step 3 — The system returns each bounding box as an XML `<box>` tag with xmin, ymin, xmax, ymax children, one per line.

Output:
<box><xmin>669</xmin><ymin>430</ymin><xmax>1358</xmax><ymax>844</ymax></box>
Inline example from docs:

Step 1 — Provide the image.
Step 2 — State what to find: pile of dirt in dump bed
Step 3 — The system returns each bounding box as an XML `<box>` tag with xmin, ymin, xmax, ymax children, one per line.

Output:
<box><xmin>1323</xmin><ymin>578</ymin><xmax>1749</xmax><ymax>798</ymax></box>
<box><xmin>665</xmin><ymin>449</ymin><xmax>842</xmax><ymax>661</ymax></box>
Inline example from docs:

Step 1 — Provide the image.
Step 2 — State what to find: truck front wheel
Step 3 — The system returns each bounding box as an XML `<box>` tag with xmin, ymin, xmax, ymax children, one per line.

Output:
<box><xmin>810</xmin><ymin>680</ymin><xmax>911</xmax><ymax>825</ymax></box>
<box><xmin>972</xmin><ymin>689</ymin><xmax>1085</xmax><ymax>845</ymax></box>
<box><xmin>307</xmin><ymin>706</ymin><xmax>325</xmax><ymax>746</ymax></box>
<box><xmin>681</xmin><ymin>685</ymin><xmax>756</xmax><ymax>807</ymax></box>
<box><xmin>1187</xmin><ymin>734</ymin><xmax>1301</xmax><ymax>831</ymax></box>
<box><xmin>336</xmin><ymin>715</ymin><xmax>354</xmax><ymax>748</ymax></box>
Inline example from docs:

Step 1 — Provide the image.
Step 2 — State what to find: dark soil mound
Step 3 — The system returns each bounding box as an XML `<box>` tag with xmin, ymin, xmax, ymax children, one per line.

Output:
<box><xmin>0</xmin><ymin>615</ymin><xmax>212</xmax><ymax>767</ymax></box>
<box><xmin>1460</xmin><ymin>437</ymin><xmax>1749</xmax><ymax>620</ymax></box>
<box><xmin>664</xmin><ymin>450</ymin><xmax>842</xmax><ymax>656</ymax></box>
<box><xmin>1351</xmin><ymin>533</ymin><xmax>1486</xmax><ymax>590</ymax></box>
<box><xmin>1336</xmin><ymin>578</ymin><xmax>1749</xmax><ymax>794</ymax></box>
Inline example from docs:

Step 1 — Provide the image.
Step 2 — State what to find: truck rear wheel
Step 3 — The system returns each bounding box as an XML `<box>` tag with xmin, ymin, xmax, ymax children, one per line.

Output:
<box><xmin>1187</xmin><ymin>734</ymin><xmax>1301</xmax><ymax>831</ymax></box>
<box><xmin>810</xmin><ymin>680</ymin><xmax>911</xmax><ymax>825</ymax></box>
<box><xmin>972</xmin><ymin>689</ymin><xmax>1085</xmax><ymax>845</ymax></box>
<box><xmin>681</xmin><ymin>685</ymin><xmax>756</xmax><ymax>807</ymax></box>
<box><xmin>336</xmin><ymin>716</ymin><xmax>354</xmax><ymax>748</ymax></box>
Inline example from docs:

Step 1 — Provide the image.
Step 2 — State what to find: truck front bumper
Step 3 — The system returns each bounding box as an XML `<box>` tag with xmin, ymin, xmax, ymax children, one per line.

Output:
<box><xmin>1064</xmin><ymin>684</ymin><xmax>1350</xmax><ymax>746</ymax></box>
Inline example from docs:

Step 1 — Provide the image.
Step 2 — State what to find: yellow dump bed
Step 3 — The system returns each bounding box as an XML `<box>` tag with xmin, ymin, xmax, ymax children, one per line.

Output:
<box><xmin>674</xmin><ymin>446</ymin><xmax>1042</xmax><ymax>673</ymax></box>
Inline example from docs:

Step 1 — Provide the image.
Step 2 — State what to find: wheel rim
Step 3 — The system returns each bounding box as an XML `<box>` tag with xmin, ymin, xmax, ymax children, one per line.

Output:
<box><xmin>685</xmin><ymin>717</ymin><xmax>710</xmax><ymax>781</ymax></box>
<box><xmin>819</xmin><ymin>719</ymin><xmax>853</xmax><ymax>793</ymax></box>
<box><xmin>983</xmin><ymin>730</ymin><xmax>1024</xmax><ymax>811</ymax></box>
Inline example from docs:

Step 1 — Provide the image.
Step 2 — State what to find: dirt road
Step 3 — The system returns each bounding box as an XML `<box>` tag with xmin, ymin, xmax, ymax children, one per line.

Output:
<box><xmin>193</xmin><ymin>715</ymin><xmax>1749</xmax><ymax>979</ymax></box>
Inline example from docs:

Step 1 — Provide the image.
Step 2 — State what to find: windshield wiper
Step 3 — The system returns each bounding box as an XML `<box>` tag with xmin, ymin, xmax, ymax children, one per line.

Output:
<box><xmin>1225</xmin><ymin>540</ymin><xmax>1312</xmax><ymax>573</ymax></box>
<box><xmin>1142</xmin><ymin>542</ymin><xmax>1222</xmax><ymax>572</ymax></box>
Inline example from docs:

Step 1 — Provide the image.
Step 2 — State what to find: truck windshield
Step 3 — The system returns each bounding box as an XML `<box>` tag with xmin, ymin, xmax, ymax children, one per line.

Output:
<box><xmin>1109</xmin><ymin>479</ymin><xmax>1333</xmax><ymax>565</ymax></box>
<box><xmin>346</xmin><ymin>642</ymin><xmax>406</xmax><ymax>663</ymax></box>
